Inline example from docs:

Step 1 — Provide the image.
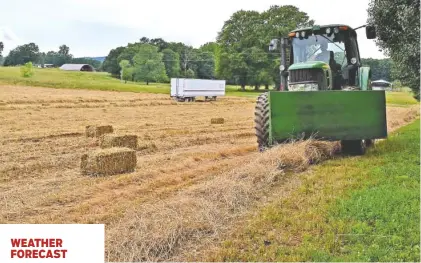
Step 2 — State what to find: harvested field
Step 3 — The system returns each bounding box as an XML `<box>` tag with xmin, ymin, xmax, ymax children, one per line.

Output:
<box><xmin>100</xmin><ymin>134</ymin><xmax>138</xmax><ymax>149</ymax></box>
<box><xmin>0</xmin><ymin>85</ymin><xmax>419</xmax><ymax>261</ymax></box>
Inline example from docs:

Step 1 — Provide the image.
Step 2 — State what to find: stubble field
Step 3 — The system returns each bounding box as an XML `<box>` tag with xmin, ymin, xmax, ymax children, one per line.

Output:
<box><xmin>0</xmin><ymin>85</ymin><xmax>419</xmax><ymax>261</ymax></box>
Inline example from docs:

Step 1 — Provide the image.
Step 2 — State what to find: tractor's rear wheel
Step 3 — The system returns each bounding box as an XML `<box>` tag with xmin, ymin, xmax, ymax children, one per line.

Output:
<box><xmin>255</xmin><ymin>93</ymin><xmax>270</xmax><ymax>152</ymax></box>
<box><xmin>341</xmin><ymin>140</ymin><xmax>366</xmax><ymax>155</ymax></box>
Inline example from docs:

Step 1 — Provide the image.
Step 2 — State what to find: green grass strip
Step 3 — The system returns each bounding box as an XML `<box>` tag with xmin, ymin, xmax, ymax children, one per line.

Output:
<box><xmin>207</xmin><ymin>120</ymin><xmax>420</xmax><ymax>262</ymax></box>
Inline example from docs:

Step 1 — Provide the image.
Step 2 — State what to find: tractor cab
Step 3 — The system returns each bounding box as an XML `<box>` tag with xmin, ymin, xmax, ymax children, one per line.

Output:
<box><xmin>274</xmin><ymin>24</ymin><xmax>376</xmax><ymax>91</ymax></box>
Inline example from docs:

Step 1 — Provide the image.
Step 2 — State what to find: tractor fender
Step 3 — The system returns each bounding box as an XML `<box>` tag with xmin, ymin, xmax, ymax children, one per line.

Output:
<box><xmin>359</xmin><ymin>67</ymin><xmax>372</xmax><ymax>91</ymax></box>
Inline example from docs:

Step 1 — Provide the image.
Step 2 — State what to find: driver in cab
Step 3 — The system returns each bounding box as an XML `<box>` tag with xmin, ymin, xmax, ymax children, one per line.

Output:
<box><xmin>314</xmin><ymin>41</ymin><xmax>330</xmax><ymax>63</ymax></box>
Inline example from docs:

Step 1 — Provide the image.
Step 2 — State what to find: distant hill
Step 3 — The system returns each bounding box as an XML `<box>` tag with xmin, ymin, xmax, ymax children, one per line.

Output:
<box><xmin>84</xmin><ymin>56</ymin><xmax>106</xmax><ymax>62</ymax></box>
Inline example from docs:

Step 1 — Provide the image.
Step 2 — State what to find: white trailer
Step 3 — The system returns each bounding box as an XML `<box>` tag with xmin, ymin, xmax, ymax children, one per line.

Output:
<box><xmin>170</xmin><ymin>78</ymin><xmax>226</xmax><ymax>102</ymax></box>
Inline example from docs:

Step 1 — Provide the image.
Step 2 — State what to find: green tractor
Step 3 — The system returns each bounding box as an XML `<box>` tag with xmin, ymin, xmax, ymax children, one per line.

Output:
<box><xmin>255</xmin><ymin>24</ymin><xmax>387</xmax><ymax>154</ymax></box>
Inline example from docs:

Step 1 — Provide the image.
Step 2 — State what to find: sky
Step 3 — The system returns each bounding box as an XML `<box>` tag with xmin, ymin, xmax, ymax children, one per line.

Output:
<box><xmin>0</xmin><ymin>0</ymin><xmax>386</xmax><ymax>59</ymax></box>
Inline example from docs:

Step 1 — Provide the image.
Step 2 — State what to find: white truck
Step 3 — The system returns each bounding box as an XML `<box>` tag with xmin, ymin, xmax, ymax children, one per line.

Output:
<box><xmin>170</xmin><ymin>78</ymin><xmax>226</xmax><ymax>102</ymax></box>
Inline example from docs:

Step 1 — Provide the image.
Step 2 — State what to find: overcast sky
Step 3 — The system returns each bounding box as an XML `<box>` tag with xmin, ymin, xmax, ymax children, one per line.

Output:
<box><xmin>0</xmin><ymin>0</ymin><xmax>386</xmax><ymax>59</ymax></box>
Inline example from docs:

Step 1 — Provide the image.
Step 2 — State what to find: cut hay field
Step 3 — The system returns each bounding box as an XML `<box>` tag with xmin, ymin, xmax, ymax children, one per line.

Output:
<box><xmin>0</xmin><ymin>84</ymin><xmax>419</xmax><ymax>261</ymax></box>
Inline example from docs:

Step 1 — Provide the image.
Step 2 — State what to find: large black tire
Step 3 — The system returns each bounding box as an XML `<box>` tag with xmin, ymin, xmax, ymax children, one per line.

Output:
<box><xmin>255</xmin><ymin>93</ymin><xmax>270</xmax><ymax>152</ymax></box>
<box><xmin>341</xmin><ymin>140</ymin><xmax>366</xmax><ymax>155</ymax></box>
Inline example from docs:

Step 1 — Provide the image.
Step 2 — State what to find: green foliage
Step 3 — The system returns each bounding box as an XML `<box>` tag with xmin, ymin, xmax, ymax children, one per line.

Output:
<box><xmin>119</xmin><ymin>59</ymin><xmax>133</xmax><ymax>83</ymax></box>
<box><xmin>368</xmin><ymin>0</ymin><xmax>420</xmax><ymax>100</ymax></box>
<box><xmin>185</xmin><ymin>68</ymin><xmax>195</xmax><ymax>79</ymax></box>
<box><xmin>162</xmin><ymin>48</ymin><xmax>180</xmax><ymax>79</ymax></box>
<box><xmin>132</xmin><ymin>44</ymin><xmax>168</xmax><ymax>84</ymax></box>
<box><xmin>361</xmin><ymin>58</ymin><xmax>393</xmax><ymax>81</ymax></box>
<box><xmin>0</xmin><ymin>41</ymin><xmax>3</xmax><ymax>57</ymax></box>
<box><xmin>102</xmin><ymin>46</ymin><xmax>126</xmax><ymax>76</ymax></box>
<box><xmin>194</xmin><ymin>51</ymin><xmax>215</xmax><ymax>79</ymax></box>
<box><xmin>4</xmin><ymin>43</ymin><xmax>40</xmax><ymax>66</ymax></box>
<box><xmin>216</xmin><ymin>5</ymin><xmax>313</xmax><ymax>89</ymax></box>
<box><xmin>20</xmin><ymin>62</ymin><xmax>34</xmax><ymax>78</ymax></box>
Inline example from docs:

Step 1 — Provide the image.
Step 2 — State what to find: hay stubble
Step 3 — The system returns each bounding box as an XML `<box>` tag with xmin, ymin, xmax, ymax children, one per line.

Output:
<box><xmin>0</xmin><ymin>85</ymin><xmax>418</xmax><ymax>261</ymax></box>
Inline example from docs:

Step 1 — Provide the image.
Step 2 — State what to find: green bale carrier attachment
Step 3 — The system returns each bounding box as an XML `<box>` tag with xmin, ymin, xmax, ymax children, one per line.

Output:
<box><xmin>255</xmin><ymin>90</ymin><xmax>388</xmax><ymax>154</ymax></box>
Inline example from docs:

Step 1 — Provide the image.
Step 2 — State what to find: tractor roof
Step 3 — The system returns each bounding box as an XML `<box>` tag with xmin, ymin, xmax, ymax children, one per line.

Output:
<box><xmin>290</xmin><ymin>24</ymin><xmax>355</xmax><ymax>33</ymax></box>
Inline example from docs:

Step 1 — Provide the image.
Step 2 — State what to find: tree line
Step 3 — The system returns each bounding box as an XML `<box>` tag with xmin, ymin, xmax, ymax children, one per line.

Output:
<box><xmin>0</xmin><ymin>1</ymin><xmax>418</xmax><ymax>97</ymax></box>
<box><xmin>0</xmin><ymin>43</ymin><xmax>101</xmax><ymax>69</ymax></box>
<box><xmin>103</xmin><ymin>37</ymin><xmax>217</xmax><ymax>84</ymax></box>
<box><xmin>102</xmin><ymin>5</ymin><xmax>313</xmax><ymax>89</ymax></box>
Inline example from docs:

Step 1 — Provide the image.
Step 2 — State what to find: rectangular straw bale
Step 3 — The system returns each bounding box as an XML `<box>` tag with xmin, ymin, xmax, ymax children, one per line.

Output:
<box><xmin>85</xmin><ymin>125</ymin><xmax>113</xmax><ymax>137</ymax></box>
<box><xmin>100</xmin><ymin>134</ymin><xmax>138</xmax><ymax>149</ymax></box>
<box><xmin>81</xmin><ymin>147</ymin><xmax>136</xmax><ymax>176</ymax></box>
<box><xmin>211</xmin><ymin>118</ymin><xmax>225</xmax><ymax>124</ymax></box>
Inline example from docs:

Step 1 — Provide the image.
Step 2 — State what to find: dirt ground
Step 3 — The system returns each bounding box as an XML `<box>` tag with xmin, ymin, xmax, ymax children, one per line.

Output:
<box><xmin>0</xmin><ymin>85</ymin><xmax>419</xmax><ymax>261</ymax></box>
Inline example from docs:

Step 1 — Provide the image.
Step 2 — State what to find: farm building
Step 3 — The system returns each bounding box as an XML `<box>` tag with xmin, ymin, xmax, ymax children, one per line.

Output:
<box><xmin>59</xmin><ymin>64</ymin><xmax>95</xmax><ymax>72</ymax></box>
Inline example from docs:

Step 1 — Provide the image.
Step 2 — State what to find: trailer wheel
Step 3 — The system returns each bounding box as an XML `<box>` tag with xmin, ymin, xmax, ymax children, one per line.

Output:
<box><xmin>212</xmin><ymin>96</ymin><xmax>217</xmax><ymax>101</ymax></box>
<box><xmin>341</xmin><ymin>140</ymin><xmax>366</xmax><ymax>155</ymax></box>
<box><xmin>255</xmin><ymin>92</ymin><xmax>270</xmax><ymax>152</ymax></box>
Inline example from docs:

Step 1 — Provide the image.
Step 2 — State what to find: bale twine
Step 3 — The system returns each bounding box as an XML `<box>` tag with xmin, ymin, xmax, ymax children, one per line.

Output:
<box><xmin>100</xmin><ymin>134</ymin><xmax>138</xmax><ymax>150</ymax></box>
<box><xmin>81</xmin><ymin>147</ymin><xmax>136</xmax><ymax>176</ymax></box>
<box><xmin>85</xmin><ymin>125</ymin><xmax>113</xmax><ymax>138</ymax></box>
<box><xmin>211</xmin><ymin>118</ymin><xmax>224</xmax><ymax>124</ymax></box>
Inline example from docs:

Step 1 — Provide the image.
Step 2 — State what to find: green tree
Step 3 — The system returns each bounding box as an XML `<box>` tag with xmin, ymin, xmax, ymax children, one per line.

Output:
<box><xmin>162</xmin><ymin>48</ymin><xmax>180</xmax><ymax>78</ymax></box>
<box><xmin>43</xmin><ymin>45</ymin><xmax>73</xmax><ymax>67</ymax></box>
<box><xmin>200</xmin><ymin>42</ymin><xmax>220</xmax><ymax>78</ymax></box>
<box><xmin>216</xmin><ymin>6</ymin><xmax>313</xmax><ymax>89</ymax></box>
<box><xmin>58</xmin><ymin>45</ymin><xmax>70</xmax><ymax>56</ymax></box>
<box><xmin>185</xmin><ymin>68</ymin><xmax>195</xmax><ymax>79</ymax></box>
<box><xmin>262</xmin><ymin>5</ymin><xmax>314</xmax><ymax>89</ymax></box>
<box><xmin>0</xmin><ymin>42</ymin><xmax>4</xmax><ymax>65</ymax></box>
<box><xmin>4</xmin><ymin>43</ymin><xmax>40</xmax><ymax>66</ymax></box>
<box><xmin>367</xmin><ymin>0</ymin><xmax>420</xmax><ymax>100</ymax></box>
<box><xmin>191</xmin><ymin>50</ymin><xmax>215</xmax><ymax>79</ymax></box>
<box><xmin>361</xmin><ymin>58</ymin><xmax>393</xmax><ymax>81</ymax></box>
<box><xmin>149</xmin><ymin>38</ymin><xmax>169</xmax><ymax>51</ymax></box>
<box><xmin>20</xmin><ymin>62</ymin><xmax>34</xmax><ymax>77</ymax></box>
<box><xmin>132</xmin><ymin>44</ymin><xmax>168</xmax><ymax>85</ymax></box>
<box><xmin>102</xmin><ymin>46</ymin><xmax>126</xmax><ymax>76</ymax></box>
<box><xmin>119</xmin><ymin>59</ymin><xmax>132</xmax><ymax>83</ymax></box>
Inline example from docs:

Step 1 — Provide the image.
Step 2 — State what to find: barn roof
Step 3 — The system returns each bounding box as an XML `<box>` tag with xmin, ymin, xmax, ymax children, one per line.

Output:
<box><xmin>59</xmin><ymin>64</ymin><xmax>94</xmax><ymax>71</ymax></box>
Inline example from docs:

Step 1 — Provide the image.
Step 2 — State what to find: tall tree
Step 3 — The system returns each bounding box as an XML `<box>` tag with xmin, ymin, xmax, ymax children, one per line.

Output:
<box><xmin>367</xmin><ymin>0</ymin><xmax>420</xmax><ymax>100</ymax></box>
<box><xmin>216</xmin><ymin>6</ymin><xmax>313</xmax><ymax>89</ymax></box>
<box><xmin>0</xmin><ymin>42</ymin><xmax>4</xmax><ymax>65</ymax></box>
<box><xmin>150</xmin><ymin>38</ymin><xmax>168</xmax><ymax>51</ymax></box>
<box><xmin>162</xmin><ymin>48</ymin><xmax>181</xmax><ymax>78</ymax></box>
<box><xmin>103</xmin><ymin>46</ymin><xmax>126</xmax><ymax>76</ymax></box>
<box><xmin>194</xmin><ymin>51</ymin><xmax>215</xmax><ymax>79</ymax></box>
<box><xmin>262</xmin><ymin>5</ymin><xmax>314</xmax><ymax>89</ymax></box>
<box><xmin>43</xmin><ymin>45</ymin><xmax>73</xmax><ymax>67</ymax></box>
<box><xmin>4</xmin><ymin>43</ymin><xmax>40</xmax><ymax>66</ymax></box>
<box><xmin>58</xmin><ymin>45</ymin><xmax>70</xmax><ymax>56</ymax></box>
<box><xmin>119</xmin><ymin>59</ymin><xmax>132</xmax><ymax>83</ymax></box>
<box><xmin>132</xmin><ymin>44</ymin><xmax>168</xmax><ymax>85</ymax></box>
